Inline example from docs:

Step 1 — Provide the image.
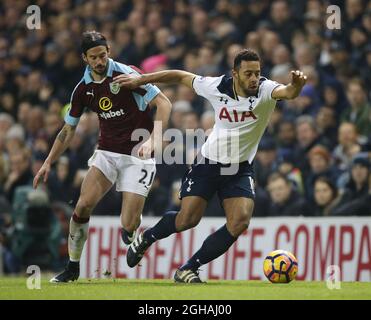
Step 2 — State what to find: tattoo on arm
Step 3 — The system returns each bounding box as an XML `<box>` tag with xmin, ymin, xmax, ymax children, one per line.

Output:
<box><xmin>57</xmin><ymin>127</ymin><xmax>68</xmax><ymax>143</ymax></box>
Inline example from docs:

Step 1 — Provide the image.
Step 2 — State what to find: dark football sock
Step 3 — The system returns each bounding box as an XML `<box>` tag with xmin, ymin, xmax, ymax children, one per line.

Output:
<box><xmin>143</xmin><ymin>211</ymin><xmax>178</xmax><ymax>244</ymax></box>
<box><xmin>180</xmin><ymin>224</ymin><xmax>237</xmax><ymax>271</ymax></box>
<box><xmin>67</xmin><ymin>260</ymin><xmax>79</xmax><ymax>271</ymax></box>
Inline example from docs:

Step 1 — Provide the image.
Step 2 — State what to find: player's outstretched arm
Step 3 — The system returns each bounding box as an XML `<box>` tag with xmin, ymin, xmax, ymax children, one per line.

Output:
<box><xmin>272</xmin><ymin>70</ymin><xmax>307</xmax><ymax>100</ymax></box>
<box><xmin>137</xmin><ymin>91</ymin><xmax>172</xmax><ymax>159</ymax></box>
<box><xmin>113</xmin><ymin>70</ymin><xmax>197</xmax><ymax>90</ymax></box>
<box><xmin>33</xmin><ymin>123</ymin><xmax>76</xmax><ymax>188</ymax></box>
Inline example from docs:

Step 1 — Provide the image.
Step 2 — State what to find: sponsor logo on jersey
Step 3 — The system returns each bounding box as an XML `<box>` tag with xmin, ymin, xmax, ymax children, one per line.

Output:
<box><xmin>99</xmin><ymin>97</ymin><xmax>112</xmax><ymax>111</ymax></box>
<box><xmin>219</xmin><ymin>107</ymin><xmax>257</xmax><ymax>122</ymax></box>
<box><xmin>99</xmin><ymin>109</ymin><xmax>125</xmax><ymax>120</ymax></box>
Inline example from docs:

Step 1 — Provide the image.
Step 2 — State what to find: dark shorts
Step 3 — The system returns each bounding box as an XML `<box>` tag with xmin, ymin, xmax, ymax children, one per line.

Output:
<box><xmin>179</xmin><ymin>155</ymin><xmax>255</xmax><ymax>201</ymax></box>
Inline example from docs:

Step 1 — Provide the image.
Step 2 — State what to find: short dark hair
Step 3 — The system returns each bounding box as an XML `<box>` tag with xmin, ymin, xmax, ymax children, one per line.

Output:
<box><xmin>233</xmin><ymin>49</ymin><xmax>260</xmax><ymax>70</ymax></box>
<box><xmin>314</xmin><ymin>176</ymin><xmax>338</xmax><ymax>199</ymax></box>
<box><xmin>81</xmin><ymin>31</ymin><xmax>108</xmax><ymax>54</ymax></box>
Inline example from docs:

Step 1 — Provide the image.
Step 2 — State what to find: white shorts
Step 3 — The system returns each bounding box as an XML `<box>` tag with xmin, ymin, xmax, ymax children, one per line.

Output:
<box><xmin>87</xmin><ymin>150</ymin><xmax>156</xmax><ymax>197</ymax></box>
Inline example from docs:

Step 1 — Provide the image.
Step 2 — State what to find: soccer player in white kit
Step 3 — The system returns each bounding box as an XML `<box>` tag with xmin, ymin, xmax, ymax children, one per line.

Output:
<box><xmin>113</xmin><ymin>49</ymin><xmax>307</xmax><ymax>283</ymax></box>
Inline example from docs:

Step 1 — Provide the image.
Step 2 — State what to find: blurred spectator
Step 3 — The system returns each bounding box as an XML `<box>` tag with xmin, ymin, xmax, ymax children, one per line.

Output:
<box><xmin>305</xmin><ymin>145</ymin><xmax>338</xmax><ymax>201</ymax></box>
<box><xmin>277</xmin><ymin>120</ymin><xmax>296</xmax><ymax>150</ymax></box>
<box><xmin>269</xmin><ymin>0</ymin><xmax>300</xmax><ymax>47</ymax></box>
<box><xmin>47</xmin><ymin>156</ymin><xmax>76</xmax><ymax>204</ymax></box>
<box><xmin>276</xmin><ymin>150</ymin><xmax>304</xmax><ymax>195</ymax></box>
<box><xmin>4</xmin><ymin>148</ymin><xmax>32</xmax><ymax>203</ymax></box>
<box><xmin>312</xmin><ymin>176</ymin><xmax>341</xmax><ymax>216</ymax></box>
<box><xmin>331</xmin><ymin>164</ymin><xmax>371</xmax><ymax>216</ymax></box>
<box><xmin>0</xmin><ymin>196</ymin><xmax>18</xmax><ymax>273</ymax></box>
<box><xmin>342</xmin><ymin>78</ymin><xmax>371</xmax><ymax>137</ymax></box>
<box><xmin>333</xmin><ymin>122</ymin><xmax>361</xmax><ymax>171</ymax></box>
<box><xmin>321</xmin><ymin>83</ymin><xmax>349</xmax><ymax>115</ymax></box>
<box><xmin>359</xmin><ymin>43</ymin><xmax>371</xmax><ymax>94</ymax></box>
<box><xmin>266</xmin><ymin>172</ymin><xmax>311</xmax><ymax>216</ymax></box>
<box><xmin>315</xmin><ymin>106</ymin><xmax>338</xmax><ymax>149</ymax></box>
<box><xmin>25</xmin><ymin>107</ymin><xmax>44</xmax><ymax>147</ymax></box>
<box><xmin>294</xmin><ymin>115</ymin><xmax>331</xmax><ymax>176</ymax></box>
<box><xmin>254</xmin><ymin>138</ymin><xmax>277</xmax><ymax>189</ymax></box>
<box><xmin>339</xmin><ymin>154</ymin><xmax>370</xmax><ymax>206</ymax></box>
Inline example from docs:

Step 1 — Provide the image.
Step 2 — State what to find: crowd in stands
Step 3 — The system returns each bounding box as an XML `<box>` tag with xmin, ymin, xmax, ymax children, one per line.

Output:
<box><xmin>0</xmin><ymin>0</ymin><xmax>370</xmax><ymax>273</ymax></box>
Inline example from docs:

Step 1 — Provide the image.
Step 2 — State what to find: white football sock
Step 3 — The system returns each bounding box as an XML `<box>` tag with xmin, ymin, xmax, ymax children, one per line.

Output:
<box><xmin>68</xmin><ymin>217</ymin><xmax>89</xmax><ymax>262</ymax></box>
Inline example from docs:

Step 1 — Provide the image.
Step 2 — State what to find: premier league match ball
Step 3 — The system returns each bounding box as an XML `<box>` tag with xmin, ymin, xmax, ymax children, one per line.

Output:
<box><xmin>263</xmin><ymin>250</ymin><xmax>298</xmax><ymax>283</ymax></box>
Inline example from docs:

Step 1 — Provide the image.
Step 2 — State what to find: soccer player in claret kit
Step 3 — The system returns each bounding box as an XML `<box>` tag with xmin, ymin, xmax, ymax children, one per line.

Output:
<box><xmin>113</xmin><ymin>49</ymin><xmax>307</xmax><ymax>283</ymax></box>
<box><xmin>33</xmin><ymin>31</ymin><xmax>172</xmax><ymax>283</ymax></box>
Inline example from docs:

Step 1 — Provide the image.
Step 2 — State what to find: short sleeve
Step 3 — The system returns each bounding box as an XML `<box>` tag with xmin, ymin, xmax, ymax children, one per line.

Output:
<box><xmin>127</xmin><ymin>65</ymin><xmax>160</xmax><ymax>106</ymax></box>
<box><xmin>192</xmin><ymin>75</ymin><xmax>222</xmax><ymax>99</ymax></box>
<box><xmin>262</xmin><ymin>79</ymin><xmax>284</xmax><ymax>101</ymax></box>
<box><xmin>64</xmin><ymin>82</ymin><xmax>84</xmax><ymax>126</ymax></box>
<box><xmin>142</xmin><ymin>83</ymin><xmax>160</xmax><ymax>104</ymax></box>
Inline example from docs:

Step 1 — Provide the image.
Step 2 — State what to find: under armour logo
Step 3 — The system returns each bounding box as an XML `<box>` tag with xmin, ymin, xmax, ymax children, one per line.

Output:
<box><xmin>186</xmin><ymin>179</ymin><xmax>194</xmax><ymax>192</ymax></box>
<box><xmin>248</xmin><ymin>97</ymin><xmax>254</xmax><ymax>110</ymax></box>
<box><xmin>86</xmin><ymin>90</ymin><xmax>94</xmax><ymax>97</ymax></box>
<box><xmin>220</xmin><ymin>97</ymin><xmax>228</xmax><ymax>104</ymax></box>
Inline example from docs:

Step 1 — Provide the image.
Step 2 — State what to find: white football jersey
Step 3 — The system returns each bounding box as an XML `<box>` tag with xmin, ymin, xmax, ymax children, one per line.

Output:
<box><xmin>193</xmin><ymin>75</ymin><xmax>282</xmax><ymax>164</ymax></box>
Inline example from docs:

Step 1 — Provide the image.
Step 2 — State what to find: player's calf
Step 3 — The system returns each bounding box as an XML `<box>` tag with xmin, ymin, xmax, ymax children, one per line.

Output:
<box><xmin>175</xmin><ymin>209</ymin><xmax>202</xmax><ymax>232</ymax></box>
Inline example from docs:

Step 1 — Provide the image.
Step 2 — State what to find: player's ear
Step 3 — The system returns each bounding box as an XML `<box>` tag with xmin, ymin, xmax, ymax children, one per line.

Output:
<box><xmin>106</xmin><ymin>46</ymin><xmax>110</xmax><ymax>55</ymax></box>
<box><xmin>82</xmin><ymin>53</ymin><xmax>88</xmax><ymax>64</ymax></box>
<box><xmin>232</xmin><ymin>68</ymin><xmax>238</xmax><ymax>78</ymax></box>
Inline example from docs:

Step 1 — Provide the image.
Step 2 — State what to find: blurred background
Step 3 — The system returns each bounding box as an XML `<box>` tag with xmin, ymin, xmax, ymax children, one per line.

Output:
<box><xmin>0</xmin><ymin>0</ymin><xmax>370</xmax><ymax>275</ymax></box>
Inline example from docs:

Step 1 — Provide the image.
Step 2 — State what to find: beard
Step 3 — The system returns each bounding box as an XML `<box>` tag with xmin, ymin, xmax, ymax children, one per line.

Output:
<box><xmin>237</xmin><ymin>77</ymin><xmax>258</xmax><ymax>97</ymax></box>
<box><xmin>93</xmin><ymin>64</ymin><xmax>107</xmax><ymax>75</ymax></box>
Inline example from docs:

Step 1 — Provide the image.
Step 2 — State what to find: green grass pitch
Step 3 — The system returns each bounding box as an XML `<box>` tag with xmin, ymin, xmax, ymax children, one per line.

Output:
<box><xmin>1</xmin><ymin>277</ymin><xmax>370</xmax><ymax>300</ymax></box>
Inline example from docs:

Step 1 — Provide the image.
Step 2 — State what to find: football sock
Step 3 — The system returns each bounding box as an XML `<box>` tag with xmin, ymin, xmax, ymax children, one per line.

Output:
<box><xmin>180</xmin><ymin>224</ymin><xmax>237</xmax><ymax>271</ymax></box>
<box><xmin>68</xmin><ymin>213</ymin><xmax>90</xmax><ymax>262</ymax></box>
<box><xmin>143</xmin><ymin>211</ymin><xmax>178</xmax><ymax>244</ymax></box>
<box><xmin>67</xmin><ymin>260</ymin><xmax>79</xmax><ymax>271</ymax></box>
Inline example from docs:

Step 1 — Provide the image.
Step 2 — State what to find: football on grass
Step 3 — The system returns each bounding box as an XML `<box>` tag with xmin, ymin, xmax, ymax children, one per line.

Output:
<box><xmin>263</xmin><ymin>250</ymin><xmax>298</xmax><ymax>283</ymax></box>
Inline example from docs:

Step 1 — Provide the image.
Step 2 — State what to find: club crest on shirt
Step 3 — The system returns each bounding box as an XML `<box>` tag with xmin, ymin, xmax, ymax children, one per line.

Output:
<box><xmin>109</xmin><ymin>82</ymin><xmax>120</xmax><ymax>94</ymax></box>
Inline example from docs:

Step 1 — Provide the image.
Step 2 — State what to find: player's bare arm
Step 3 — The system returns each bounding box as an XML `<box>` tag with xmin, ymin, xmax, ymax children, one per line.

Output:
<box><xmin>113</xmin><ymin>70</ymin><xmax>197</xmax><ymax>90</ymax></box>
<box><xmin>271</xmin><ymin>70</ymin><xmax>307</xmax><ymax>100</ymax></box>
<box><xmin>33</xmin><ymin>123</ymin><xmax>76</xmax><ymax>188</ymax></box>
<box><xmin>138</xmin><ymin>91</ymin><xmax>172</xmax><ymax>159</ymax></box>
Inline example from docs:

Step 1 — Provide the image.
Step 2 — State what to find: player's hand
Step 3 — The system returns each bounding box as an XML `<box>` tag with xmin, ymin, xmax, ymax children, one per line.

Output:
<box><xmin>137</xmin><ymin>139</ymin><xmax>153</xmax><ymax>159</ymax></box>
<box><xmin>113</xmin><ymin>74</ymin><xmax>142</xmax><ymax>89</ymax></box>
<box><xmin>33</xmin><ymin>161</ymin><xmax>51</xmax><ymax>189</ymax></box>
<box><xmin>290</xmin><ymin>70</ymin><xmax>307</xmax><ymax>88</ymax></box>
